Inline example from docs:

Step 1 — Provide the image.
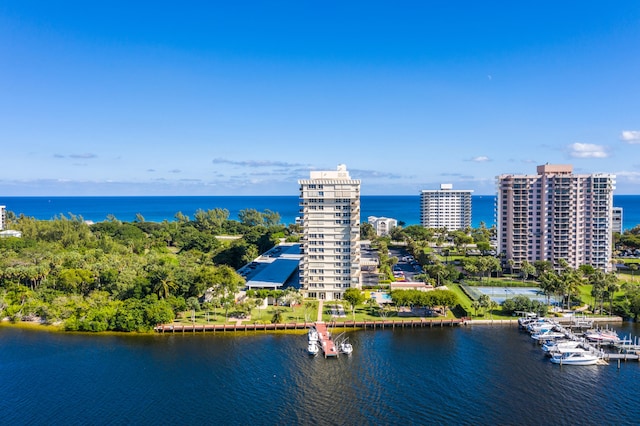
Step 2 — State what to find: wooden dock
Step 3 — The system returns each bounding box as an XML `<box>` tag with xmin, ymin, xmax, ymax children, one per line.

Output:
<box><xmin>314</xmin><ymin>322</ymin><xmax>338</xmax><ymax>358</ymax></box>
<box><xmin>154</xmin><ymin>318</ymin><xmax>465</xmax><ymax>333</ymax></box>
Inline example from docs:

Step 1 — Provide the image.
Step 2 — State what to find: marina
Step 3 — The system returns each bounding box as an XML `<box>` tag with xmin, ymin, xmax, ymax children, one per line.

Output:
<box><xmin>519</xmin><ymin>316</ymin><xmax>640</xmax><ymax>365</ymax></box>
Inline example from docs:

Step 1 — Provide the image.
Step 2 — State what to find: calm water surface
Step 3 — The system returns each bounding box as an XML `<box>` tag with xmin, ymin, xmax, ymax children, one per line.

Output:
<box><xmin>4</xmin><ymin>195</ymin><xmax>638</xmax><ymax>229</ymax></box>
<box><xmin>1</xmin><ymin>323</ymin><xmax>640</xmax><ymax>425</ymax></box>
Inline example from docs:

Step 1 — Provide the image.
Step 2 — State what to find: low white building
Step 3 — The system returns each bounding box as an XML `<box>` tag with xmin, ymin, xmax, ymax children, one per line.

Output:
<box><xmin>368</xmin><ymin>216</ymin><xmax>398</xmax><ymax>236</ymax></box>
<box><xmin>0</xmin><ymin>230</ymin><xmax>22</xmax><ymax>238</ymax></box>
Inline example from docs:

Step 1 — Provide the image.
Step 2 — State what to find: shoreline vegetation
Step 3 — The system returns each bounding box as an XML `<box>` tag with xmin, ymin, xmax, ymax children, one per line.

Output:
<box><xmin>1</xmin><ymin>208</ymin><xmax>639</xmax><ymax>335</ymax></box>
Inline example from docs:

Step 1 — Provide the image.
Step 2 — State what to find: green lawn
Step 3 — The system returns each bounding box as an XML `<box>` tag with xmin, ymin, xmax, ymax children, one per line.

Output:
<box><xmin>173</xmin><ymin>303</ymin><xmax>317</xmax><ymax>326</ymax></box>
<box><xmin>171</xmin><ymin>278</ymin><xmax>632</xmax><ymax>327</ymax></box>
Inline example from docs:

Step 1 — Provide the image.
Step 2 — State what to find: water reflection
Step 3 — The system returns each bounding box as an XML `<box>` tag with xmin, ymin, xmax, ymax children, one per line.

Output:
<box><xmin>1</xmin><ymin>323</ymin><xmax>639</xmax><ymax>425</ymax></box>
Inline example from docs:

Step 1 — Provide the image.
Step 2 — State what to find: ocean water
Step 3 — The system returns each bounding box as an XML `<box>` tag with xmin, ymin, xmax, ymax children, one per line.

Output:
<box><xmin>2</xmin><ymin>195</ymin><xmax>639</xmax><ymax>230</ymax></box>
<box><xmin>1</xmin><ymin>323</ymin><xmax>639</xmax><ymax>425</ymax></box>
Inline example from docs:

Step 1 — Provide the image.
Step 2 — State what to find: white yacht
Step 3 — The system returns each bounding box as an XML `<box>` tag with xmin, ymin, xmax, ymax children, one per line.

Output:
<box><xmin>584</xmin><ymin>329</ymin><xmax>620</xmax><ymax>344</ymax></box>
<box><xmin>527</xmin><ymin>319</ymin><xmax>557</xmax><ymax>334</ymax></box>
<box><xmin>542</xmin><ymin>340</ymin><xmax>582</xmax><ymax>354</ymax></box>
<box><xmin>308</xmin><ymin>327</ymin><xmax>319</xmax><ymax>343</ymax></box>
<box><xmin>339</xmin><ymin>341</ymin><xmax>353</xmax><ymax>355</ymax></box>
<box><xmin>307</xmin><ymin>341</ymin><xmax>319</xmax><ymax>356</ymax></box>
<box><xmin>550</xmin><ymin>350</ymin><xmax>600</xmax><ymax>366</ymax></box>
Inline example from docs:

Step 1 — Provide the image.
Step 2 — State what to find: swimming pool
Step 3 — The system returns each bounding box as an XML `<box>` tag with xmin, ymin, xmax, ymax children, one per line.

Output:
<box><xmin>370</xmin><ymin>291</ymin><xmax>393</xmax><ymax>303</ymax></box>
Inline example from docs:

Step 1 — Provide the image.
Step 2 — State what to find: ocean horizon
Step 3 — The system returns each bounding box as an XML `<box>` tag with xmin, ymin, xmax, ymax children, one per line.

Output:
<box><xmin>2</xmin><ymin>194</ymin><xmax>639</xmax><ymax>231</ymax></box>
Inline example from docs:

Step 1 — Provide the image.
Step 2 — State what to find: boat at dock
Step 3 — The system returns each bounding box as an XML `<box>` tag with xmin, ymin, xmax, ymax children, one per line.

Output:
<box><xmin>307</xmin><ymin>341</ymin><xmax>319</xmax><ymax>356</ymax></box>
<box><xmin>334</xmin><ymin>333</ymin><xmax>353</xmax><ymax>355</ymax></box>
<box><xmin>550</xmin><ymin>350</ymin><xmax>600</xmax><ymax>366</ymax></box>
<box><xmin>542</xmin><ymin>340</ymin><xmax>583</xmax><ymax>354</ymax></box>
<box><xmin>584</xmin><ymin>329</ymin><xmax>620</xmax><ymax>344</ymax></box>
<box><xmin>308</xmin><ymin>327</ymin><xmax>319</xmax><ymax>343</ymax></box>
<box><xmin>339</xmin><ymin>341</ymin><xmax>353</xmax><ymax>355</ymax></box>
<box><xmin>526</xmin><ymin>319</ymin><xmax>558</xmax><ymax>334</ymax></box>
<box><xmin>531</xmin><ymin>330</ymin><xmax>566</xmax><ymax>341</ymax></box>
<box><xmin>313</xmin><ymin>322</ymin><xmax>339</xmax><ymax>358</ymax></box>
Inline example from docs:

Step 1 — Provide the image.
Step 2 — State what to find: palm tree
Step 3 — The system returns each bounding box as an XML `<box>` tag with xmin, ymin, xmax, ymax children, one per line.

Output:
<box><xmin>271</xmin><ymin>308</ymin><xmax>283</xmax><ymax>324</ymax></box>
<box><xmin>365</xmin><ymin>297</ymin><xmax>378</xmax><ymax>315</ymax></box>
<box><xmin>427</xmin><ymin>262</ymin><xmax>447</xmax><ymax>286</ymax></box>
<box><xmin>471</xmin><ymin>300</ymin><xmax>481</xmax><ymax>316</ymax></box>
<box><xmin>489</xmin><ymin>300</ymin><xmax>498</xmax><ymax>320</ymax></box>
<box><xmin>539</xmin><ymin>271</ymin><xmax>560</xmax><ymax>309</ymax></box>
<box><xmin>304</xmin><ymin>300</ymin><xmax>315</xmax><ymax>322</ymax></box>
<box><xmin>629</xmin><ymin>264</ymin><xmax>638</xmax><ymax>282</ymax></box>
<box><xmin>520</xmin><ymin>260</ymin><xmax>535</xmax><ymax>283</ymax></box>
<box><xmin>148</xmin><ymin>263</ymin><xmax>177</xmax><ymax>299</ymax></box>
<box><xmin>507</xmin><ymin>259</ymin><xmax>515</xmax><ymax>277</ymax></box>
<box><xmin>604</xmin><ymin>272</ymin><xmax>620</xmax><ymax>315</ymax></box>
<box><xmin>186</xmin><ymin>296</ymin><xmax>200</xmax><ymax>323</ymax></box>
<box><xmin>589</xmin><ymin>270</ymin><xmax>607</xmax><ymax>314</ymax></box>
<box><xmin>478</xmin><ymin>294</ymin><xmax>491</xmax><ymax>316</ymax></box>
<box><xmin>559</xmin><ymin>269</ymin><xmax>582</xmax><ymax>311</ymax></box>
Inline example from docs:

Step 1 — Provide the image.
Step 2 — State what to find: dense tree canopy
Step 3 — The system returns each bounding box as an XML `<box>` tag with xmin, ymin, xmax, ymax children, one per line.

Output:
<box><xmin>0</xmin><ymin>208</ymin><xmax>293</xmax><ymax>332</ymax></box>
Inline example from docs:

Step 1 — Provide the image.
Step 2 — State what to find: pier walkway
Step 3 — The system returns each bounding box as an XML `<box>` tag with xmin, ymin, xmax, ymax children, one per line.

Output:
<box><xmin>154</xmin><ymin>318</ymin><xmax>465</xmax><ymax>333</ymax></box>
<box><xmin>314</xmin><ymin>322</ymin><xmax>338</xmax><ymax>358</ymax></box>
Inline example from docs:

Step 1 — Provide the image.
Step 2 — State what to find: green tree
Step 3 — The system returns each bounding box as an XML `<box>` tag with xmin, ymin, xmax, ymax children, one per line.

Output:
<box><xmin>186</xmin><ymin>296</ymin><xmax>200</xmax><ymax>322</ymax></box>
<box><xmin>629</xmin><ymin>263</ymin><xmax>638</xmax><ymax>282</ymax></box>
<box><xmin>238</xmin><ymin>209</ymin><xmax>264</xmax><ymax>227</ymax></box>
<box><xmin>360</xmin><ymin>222</ymin><xmax>377</xmax><ymax>240</ymax></box>
<box><xmin>471</xmin><ymin>300</ymin><xmax>481</xmax><ymax>316</ymax></box>
<box><xmin>520</xmin><ymin>260</ymin><xmax>535</xmax><ymax>283</ymax></box>
<box><xmin>343</xmin><ymin>288</ymin><xmax>365</xmax><ymax>320</ymax></box>
<box><xmin>589</xmin><ymin>270</ymin><xmax>607</xmax><ymax>313</ymax></box>
<box><xmin>603</xmin><ymin>272</ymin><xmax>620</xmax><ymax>314</ymax></box>
<box><xmin>271</xmin><ymin>308</ymin><xmax>283</xmax><ymax>324</ymax></box>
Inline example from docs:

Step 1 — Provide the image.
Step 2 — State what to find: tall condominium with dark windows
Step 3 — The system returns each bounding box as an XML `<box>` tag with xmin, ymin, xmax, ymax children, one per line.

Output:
<box><xmin>420</xmin><ymin>184</ymin><xmax>473</xmax><ymax>230</ymax></box>
<box><xmin>298</xmin><ymin>165</ymin><xmax>361</xmax><ymax>301</ymax></box>
<box><xmin>496</xmin><ymin>164</ymin><xmax>616</xmax><ymax>272</ymax></box>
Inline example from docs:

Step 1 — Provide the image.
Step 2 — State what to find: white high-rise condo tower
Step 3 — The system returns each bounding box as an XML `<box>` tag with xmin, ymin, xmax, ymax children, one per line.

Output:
<box><xmin>497</xmin><ymin>164</ymin><xmax>616</xmax><ymax>272</ymax></box>
<box><xmin>420</xmin><ymin>184</ymin><xmax>473</xmax><ymax>230</ymax></box>
<box><xmin>299</xmin><ymin>165</ymin><xmax>361</xmax><ymax>301</ymax></box>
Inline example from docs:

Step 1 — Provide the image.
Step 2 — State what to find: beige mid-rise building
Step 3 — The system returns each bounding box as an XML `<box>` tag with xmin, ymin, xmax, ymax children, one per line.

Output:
<box><xmin>298</xmin><ymin>165</ymin><xmax>361</xmax><ymax>300</ymax></box>
<box><xmin>496</xmin><ymin>164</ymin><xmax>616</xmax><ymax>272</ymax></box>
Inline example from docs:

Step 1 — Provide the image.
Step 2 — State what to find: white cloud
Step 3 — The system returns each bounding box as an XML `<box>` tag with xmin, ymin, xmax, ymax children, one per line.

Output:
<box><xmin>470</xmin><ymin>156</ymin><xmax>490</xmax><ymax>162</ymax></box>
<box><xmin>568</xmin><ymin>143</ymin><xmax>609</xmax><ymax>159</ymax></box>
<box><xmin>621</xmin><ymin>130</ymin><xmax>640</xmax><ymax>143</ymax></box>
<box><xmin>614</xmin><ymin>170</ymin><xmax>640</xmax><ymax>183</ymax></box>
<box><xmin>212</xmin><ymin>158</ymin><xmax>306</xmax><ymax>168</ymax></box>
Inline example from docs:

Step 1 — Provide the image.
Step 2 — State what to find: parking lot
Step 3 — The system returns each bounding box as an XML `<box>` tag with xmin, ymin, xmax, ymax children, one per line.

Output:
<box><xmin>389</xmin><ymin>247</ymin><xmax>423</xmax><ymax>282</ymax></box>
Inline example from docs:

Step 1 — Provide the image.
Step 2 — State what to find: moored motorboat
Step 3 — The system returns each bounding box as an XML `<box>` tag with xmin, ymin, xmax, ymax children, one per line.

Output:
<box><xmin>307</xmin><ymin>341</ymin><xmax>319</xmax><ymax>355</ymax></box>
<box><xmin>308</xmin><ymin>327</ymin><xmax>319</xmax><ymax>343</ymax></box>
<box><xmin>339</xmin><ymin>341</ymin><xmax>353</xmax><ymax>355</ymax></box>
<box><xmin>584</xmin><ymin>330</ymin><xmax>620</xmax><ymax>344</ymax></box>
<box><xmin>527</xmin><ymin>319</ymin><xmax>557</xmax><ymax>334</ymax></box>
<box><xmin>531</xmin><ymin>330</ymin><xmax>566</xmax><ymax>341</ymax></box>
<box><xmin>542</xmin><ymin>340</ymin><xmax>582</xmax><ymax>353</ymax></box>
<box><xmin>550</xmin><ymin>350</ymin><xmax>600</xmax><ymax>366</ymax></box>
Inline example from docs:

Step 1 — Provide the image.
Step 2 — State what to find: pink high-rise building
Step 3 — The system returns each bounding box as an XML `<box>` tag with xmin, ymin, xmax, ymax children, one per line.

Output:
<box><xmin>496</xmin><ymin>164</ymin><xmax>616</xmax><ymax>272</ymax></box>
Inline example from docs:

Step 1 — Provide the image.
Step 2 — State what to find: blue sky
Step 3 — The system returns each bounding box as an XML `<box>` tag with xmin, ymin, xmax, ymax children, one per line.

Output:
<box><xmin>1</xmin><ymin>1</ymin><xmax>640</xmax><ymax>195</ymax></box>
